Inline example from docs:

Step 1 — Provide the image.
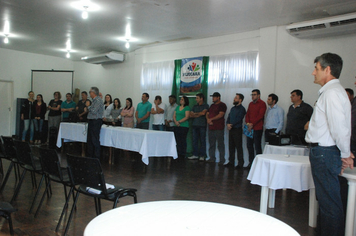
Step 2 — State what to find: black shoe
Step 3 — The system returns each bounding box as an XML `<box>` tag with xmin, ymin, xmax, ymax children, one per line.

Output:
<box><xmin>235</xmin><ymin>165</ymin><xmax>243</xmax><ymax>169</ymax></box>
<box><xmin>243</xmin><ymin>164</ymin><xmax>251</xmax><ymax>170</ymax></box>
<box><xmin>224</xmin><ymin>163</ymin><xmax>234</xmax><ymax>168</ymax></box>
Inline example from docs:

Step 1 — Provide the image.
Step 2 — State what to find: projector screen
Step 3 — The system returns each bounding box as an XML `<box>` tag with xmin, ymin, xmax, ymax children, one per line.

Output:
<box><xmin>31</xmin><ymin>70</ymin><xmax>73</xmax><ymax>119</ymax></box>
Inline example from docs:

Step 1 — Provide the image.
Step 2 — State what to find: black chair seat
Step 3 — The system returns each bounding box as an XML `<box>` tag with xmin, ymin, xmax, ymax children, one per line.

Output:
<box><xmin>0</xmin><ymin>202</ymin><xmax>17</xmax><ymax>235</ymax></box>
<box><xmin>48</xmin><ymin>168</ymin><xmax>70</xmax><ymax>183</ymax></box>
<box><xmin>0</xmin><ymin>136</ymin><xmax>22</xmax><ymax>194</ymax></box>
<box><xmin>10</xmin><ymin>141</ymin><xmax>46</xmax><ymax>206</ymax></box>
<box><xmin>64</xmin><ymin>154</ymin><xmax>138</xmax><ymax>235</ymax></box>
<box><xmin>0</xmin><ymin>202</ymin><xmax>17</xmax><ymax>214</ymax></box>
<box><xmin>35</xmin><ymin>148</ymin><xmax>76</xmax><ymax>232</ymax></box>
<box><xmin>23</xmin><ymin>159</ymin><xmax>42</xmax><ymax>172</ymax></box>
<box><xmin>78</xmin><ymin>185</ymin><xmax>137</xmax><ymax>199</ymax></box>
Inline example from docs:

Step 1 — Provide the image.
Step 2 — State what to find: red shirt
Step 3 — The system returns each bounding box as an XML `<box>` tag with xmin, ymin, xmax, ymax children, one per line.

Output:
<box><xmin>36</xmin><ymin>103</ymin><xmax>41</xmax><ymax>116</ymax></box>
<box><xmin>208</xmin><ymin>102</ymin><xmax>227</xmax><ymax>130</ymax></box>
<box><xmin>245</xmin><ymin>99</ymin><xmax>266</xmax><ymax>131</ymax></box>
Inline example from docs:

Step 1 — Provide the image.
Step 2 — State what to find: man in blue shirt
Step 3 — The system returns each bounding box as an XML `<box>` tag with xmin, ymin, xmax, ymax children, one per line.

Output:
<box><xmin>264</xmin><ymin>93</ymin><xmax>284</xmax><ymax>142</ymax></box>
<box><xmin>226</xmin><ymin>93</ymin><xmax>246</xmax><ymax>168</ymax></box>
<box><xmin>135</xmin><ymin>93</ymin><xmax>152</xmax><ymax>129</ymax></box>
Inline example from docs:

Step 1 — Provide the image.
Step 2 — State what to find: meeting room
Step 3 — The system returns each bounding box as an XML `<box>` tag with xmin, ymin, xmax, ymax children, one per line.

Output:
<box><xmin>0</xmin><ymin>0</ymin><xmax>356</xmax><ymax>235</ymax></box>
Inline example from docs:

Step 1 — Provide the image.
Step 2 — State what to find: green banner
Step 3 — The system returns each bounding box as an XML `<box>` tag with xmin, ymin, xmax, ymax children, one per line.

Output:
<box><xmin>172</xmin><ymin>56</ymin><xmax>209</xmax><ymax>156</ymax></box>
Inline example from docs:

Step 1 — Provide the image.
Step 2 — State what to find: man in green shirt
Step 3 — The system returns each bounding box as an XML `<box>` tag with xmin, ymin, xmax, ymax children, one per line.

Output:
<box><xmin>61</xmin><ymin>93</ymin><xmax>76</xmax><ymax>122</ymax></box>
<box><xmin>135</xmin><ymin>93</ymin><xmax>152</xmax><ymax>129</ymax></box>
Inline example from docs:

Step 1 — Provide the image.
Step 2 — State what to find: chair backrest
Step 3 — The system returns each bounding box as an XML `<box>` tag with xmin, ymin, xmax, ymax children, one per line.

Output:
<box><xmin>0</xmin><ymin>136</ymin><xmax>16</xmax><ymax>160</ymax></box>
<box><xmin>66</xmin><ymin>154</ymin><xmax>108</xmax><ymax>194</ymax></box>
<box><xmin>13</xmin><ymin>140</ymin><xmax>35</xmax><ymax>168</ymax></box>
<box><xmin>38</xmin><ymin>148</ymin><xmax>63</xmax><ymax>180</ymax></box>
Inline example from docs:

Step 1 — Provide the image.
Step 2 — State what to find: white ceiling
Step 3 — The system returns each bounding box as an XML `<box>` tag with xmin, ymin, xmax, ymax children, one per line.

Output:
<box><xmin>1</xmin><ymin>0</ymin><xmax>356</xmax><ymax>61</ymax></box>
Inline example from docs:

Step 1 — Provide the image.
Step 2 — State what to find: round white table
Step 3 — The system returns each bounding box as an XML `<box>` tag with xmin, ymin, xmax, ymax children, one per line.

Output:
<box><xmin>341</xmin><ymin>168</ymin><xmax>356</xmax><ymax>236</ymax></box>
<box><xmin>263</xmin><ymin>144</ymin><xmax>310</xmax><ymax>156</ymax></box>
<box><xmin>247</xmin><ymin>154</ymin><xmax>317</xmax><ymax>227</ymax></box>
<box><xmin>84</xmin><ymin>200</ymin><xmax>300</xmax><ymax>236</ymax></box>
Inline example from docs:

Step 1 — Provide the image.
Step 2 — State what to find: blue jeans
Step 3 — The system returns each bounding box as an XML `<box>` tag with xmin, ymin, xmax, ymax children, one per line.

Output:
<box><xmin>309</xmin><ymin>145</ymin><xmax>344</xmax><ymax>236</ymax></box>
<box><xmin>33</xmin><ymin>119</ymin><xmax>44</xmax><ymax>132</ymax></box>
<box><xmin>22</xmin><ymin>119</ymin><xmax>34</xmax><ymax>141</ymax></box>
<box><xmin>152</xmin><ymin>124</ymin><xmax>165</xmax><ymax>131</ymax></box>
<box><xmin>33</xmin><ymin>119</ymin><xmax>44</xmax><ymax>141</ymax></box>
<box><xmin>246</xmin><ymin>129</ymin><xmax>263</xmax><ymax>164</ymax></box>
<box><xmin>192</xmin><ymin>126</ymin><xmax>206</xmax><ymax>157</ymax></box>
<box><xmin>208</xmin><ymin>129</ymin><xmax>225</xmax><ymax>163</ymax></box>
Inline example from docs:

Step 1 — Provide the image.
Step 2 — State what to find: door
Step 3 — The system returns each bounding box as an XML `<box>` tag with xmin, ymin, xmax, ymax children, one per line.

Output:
<box><xmin>0</xmin><ymin>81</ymin><xmax>13</xmax><ymax>136</ymax></box>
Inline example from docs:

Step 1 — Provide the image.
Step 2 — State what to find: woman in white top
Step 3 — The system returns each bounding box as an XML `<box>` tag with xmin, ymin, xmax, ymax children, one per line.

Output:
<box><xmin>102</xmin><ymin>94</ymin><xmax>113</xmax><ymax>124</ymax></box>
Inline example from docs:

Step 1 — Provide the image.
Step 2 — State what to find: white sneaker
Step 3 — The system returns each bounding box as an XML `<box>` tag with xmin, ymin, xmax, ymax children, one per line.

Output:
<box><xmin>188</xmin><ymin>155</ymin><xmax>199</xmax><ymax>160</ymax></box>
<box><xmin>199</xmin><ymin>156</ymin><xmax>205</xmax><ymax>161</ymax></box>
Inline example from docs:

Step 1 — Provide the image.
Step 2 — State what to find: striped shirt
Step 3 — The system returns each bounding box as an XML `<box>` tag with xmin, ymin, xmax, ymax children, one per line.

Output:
<box><xmin>87</xmin><ymin>96</ymin><xmax>104</xmax><ymax>119</ymax></box>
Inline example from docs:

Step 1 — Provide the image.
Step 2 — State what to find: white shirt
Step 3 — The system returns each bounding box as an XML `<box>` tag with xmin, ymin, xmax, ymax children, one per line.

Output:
<box><xmin>103</xmin><ymin>103</ymin><xmax>113</xmax><ymax>118</ymax></box>
<box><xmin>152</xmin><ymin>102</ymin><xmax>166</xmax><ymax>125</ymax></box>
<box><xmin>165</xmin><ymin>103</ymin><xmax>178</xmax><ymax>126</ymax></box>
<box><xmin>305</xmin><ymin>79</ymin><xmax>351</xmax><ymax>158</ymax></box>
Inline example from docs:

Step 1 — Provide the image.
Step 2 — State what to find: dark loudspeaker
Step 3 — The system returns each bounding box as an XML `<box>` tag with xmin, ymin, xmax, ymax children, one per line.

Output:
<box><xmin>48</xmin><ymin>127</ymin><xmax>58</xmax><ymax>149</ymax></box>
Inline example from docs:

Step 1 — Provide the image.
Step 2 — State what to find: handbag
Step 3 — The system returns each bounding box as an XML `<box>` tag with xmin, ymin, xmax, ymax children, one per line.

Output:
<box><xmin>243</xmin><ymin>124</ymin><xmax>253</xmax><ymax>138</ymax></box>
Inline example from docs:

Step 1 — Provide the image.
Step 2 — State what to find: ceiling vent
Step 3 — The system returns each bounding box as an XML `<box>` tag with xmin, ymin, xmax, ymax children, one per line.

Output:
<box><xmin>81</xmin><ymin>51</ymin><xmax>125</xmax><ymax>64</ymax></box>
<box><xmin>286</xmin><ymin>12</ymin><xmax>356</xmax><ymax>38</ymax></box>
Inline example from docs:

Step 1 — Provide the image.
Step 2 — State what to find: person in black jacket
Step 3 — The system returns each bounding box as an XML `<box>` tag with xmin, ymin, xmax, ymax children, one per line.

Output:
<box><xmin>33</xmin><ymin>94</ymin><xmax>47</xmax><ymax>144</ymax></box>
<box><xmin>21</xmin><ymin>91</ymin><xmax>35</xmax><ymax>143</ymax></box>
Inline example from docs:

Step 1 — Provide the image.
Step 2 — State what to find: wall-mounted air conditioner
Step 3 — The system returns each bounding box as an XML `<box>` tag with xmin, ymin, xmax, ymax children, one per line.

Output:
<box><xmin>81</xmin><ymin>51</ymin><xmax>125</xmax><ymax>64</ymax></box>
<box><xmin>286</xmin><ymin>12</ymin><xmax>356</xmax><ymax>38</ymax></box>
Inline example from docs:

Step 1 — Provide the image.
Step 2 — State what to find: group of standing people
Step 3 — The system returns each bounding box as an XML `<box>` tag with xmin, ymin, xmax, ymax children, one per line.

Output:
<box><xmin>20</xmin><ymin>53</ymin><xmax>355</xmax><ymax>236</ymax></box>
<box><xmin>20</xmin><ymin>88</ymin><xmax>135</xmax><ymax>145</ymax></box>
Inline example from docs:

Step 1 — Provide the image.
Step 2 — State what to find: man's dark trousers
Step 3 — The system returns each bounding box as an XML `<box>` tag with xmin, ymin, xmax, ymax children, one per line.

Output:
<box><xmin>87</xmin><ymin>119</ymin><xmax>102</xmax><ymax>159</ymax></box>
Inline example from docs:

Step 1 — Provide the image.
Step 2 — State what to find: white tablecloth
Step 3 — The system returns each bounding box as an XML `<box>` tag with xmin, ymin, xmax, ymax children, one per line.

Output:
<box><xmin>84</xmin><ymin>201</ymin><xmax>299</xmax><ymax>236</ymax></box>
<box><xmin>247</xmin><ymin>154</ymin><xmax>314</xmax><ymax>192</ymax></box>
<box><xmin>341</xmin><ymin>168</ymin><xmax>356</xmax><ymax>236</ymax></box>
<box><xmin>263</xmin><ymin>144</ymin><xmax>310</xmax><ymax>156</ymax></box>
<box><xmin>56</xmin><ymin>123</ymin><xmax>177</xmax><ymax>165</ymax></box>
<box><xmin>247</xmin><ymin>154</ymin><xmax>317</xmax><ymax>227</ymax></box>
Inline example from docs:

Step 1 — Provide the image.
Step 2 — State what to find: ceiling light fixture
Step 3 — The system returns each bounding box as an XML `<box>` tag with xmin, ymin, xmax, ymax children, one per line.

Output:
<box><xmin>66</xmin><ymin>39</ymin><xmax>71</xmax><ymax>51</ymax></box>
<box><xmin>4</xmin><ymin>20</ymin><xmax>10</xmax><ymax>34</ymax></box>
<box><xmin>3</xmin><ymin>20</ymin><xmax>10</xmax><ymax>44</ymax></box>
<box><xmin>125</xmin><ymin>40</ymin><xmax>130</xmax><ymax>49</ymax></box>
<box><xmin>65</xmin><ymin>39</ymin><xmax>71</xmax><ymax>58</ymax></box>
<box><xmin>71</xmin><ymin>0</ymin><xmax>100</xmax><ymax>19</ymax></box>
<box><xmin>82</xmin><ymin>6</ymin><xmax>89</xmax><ymax>19</ymax></box>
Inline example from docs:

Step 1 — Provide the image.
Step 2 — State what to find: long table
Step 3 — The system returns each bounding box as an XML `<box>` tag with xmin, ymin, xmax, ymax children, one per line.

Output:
<box><xmin>56</xmin><ymin>122</ymin><xmax>178</xmax><ymax>164</ymax></box>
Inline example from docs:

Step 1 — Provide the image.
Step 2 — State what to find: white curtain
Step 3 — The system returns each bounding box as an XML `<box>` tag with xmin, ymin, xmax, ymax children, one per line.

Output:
<box><xmin>140</xmin><ymin>60</ymin><xmax>175</xmax><ymax>102</ymax></box>
<box><xmin>207</xmin><ymin>51</ymin><xmax>259</xmax><ymax>165</ymax></box>
<box><xmin>208</xmin><ymin>51</ymin><xmax>259</xmax><ymax>89</ymax></box>
<box><xmin>140</xmin><ymin>60</ymin><xmax>175</xmax><ymax>128</ymax></box>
